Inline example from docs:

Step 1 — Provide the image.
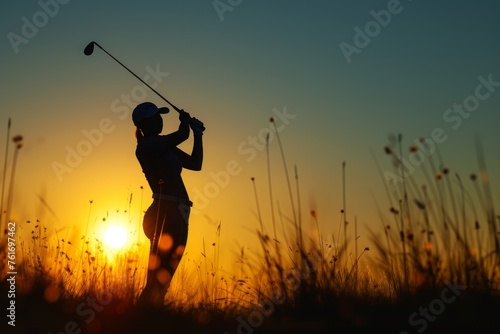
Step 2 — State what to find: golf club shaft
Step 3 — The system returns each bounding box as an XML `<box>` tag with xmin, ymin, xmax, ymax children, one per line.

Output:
<box><xmin>93</xmin><ymin>43</ymin><xmax>182</xmax><ymax>113</ymax></box>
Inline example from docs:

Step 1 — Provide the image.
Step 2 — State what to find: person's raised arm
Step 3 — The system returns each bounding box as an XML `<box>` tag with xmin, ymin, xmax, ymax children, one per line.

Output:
<box><xmin>175</xmin><ymin>118</ymin><xmax>204</xmax><ymax>171</ymax></box>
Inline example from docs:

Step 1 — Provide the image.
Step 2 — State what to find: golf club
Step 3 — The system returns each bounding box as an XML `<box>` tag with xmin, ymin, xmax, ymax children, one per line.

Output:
<box><xmin>84</xmin><ymin>41</ymin><xmax>205</xmax><ymax>131</ymax></box>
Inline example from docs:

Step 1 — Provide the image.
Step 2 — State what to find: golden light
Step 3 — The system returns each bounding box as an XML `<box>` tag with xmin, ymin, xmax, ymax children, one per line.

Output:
<box><xmin>103</xmin><ymin>225</ymin><xmax>128</xmax><ymax>250</ymax></box>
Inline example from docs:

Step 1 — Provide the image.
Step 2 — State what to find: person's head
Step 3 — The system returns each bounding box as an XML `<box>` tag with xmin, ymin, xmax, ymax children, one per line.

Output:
<box><xmin>132</xmin><ymin>102</ymin><xmax>169</xmax><ymax>139</ymax></box>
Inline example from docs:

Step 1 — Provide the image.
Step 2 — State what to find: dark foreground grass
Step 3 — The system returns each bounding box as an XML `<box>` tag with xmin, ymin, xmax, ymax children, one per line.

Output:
<box><xmin>2</xmin><ymin>277</ymin><xmax>500</xmax><ymax>334</ymax></box>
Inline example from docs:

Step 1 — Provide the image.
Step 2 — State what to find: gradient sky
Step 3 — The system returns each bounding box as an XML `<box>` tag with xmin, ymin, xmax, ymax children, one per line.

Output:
<box><xmin>1</xmin><ymin>0</ymin><xmax>500</xmax><ymax>270</ymax></box>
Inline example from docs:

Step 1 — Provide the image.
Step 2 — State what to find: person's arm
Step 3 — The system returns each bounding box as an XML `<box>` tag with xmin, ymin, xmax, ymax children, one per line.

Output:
<box><xmin>164</xmin><ymin>110</ymin><xmax>190</xmax><ymax>146</ymax></box>
<box><xmin>175</xmin><ymin>135</ymin><xmax>203</xmax><ymax>171</ymax></box>
<box><xmin>175</xmin><ymin>118</ymin><xmax>204</xmax><ymax>170</ymax></box>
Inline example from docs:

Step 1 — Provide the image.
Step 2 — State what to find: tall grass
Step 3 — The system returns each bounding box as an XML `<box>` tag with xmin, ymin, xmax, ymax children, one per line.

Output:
<box><xmin>239</xmin><ymin>120</ymin><xmax>379</xmax><ymax>323</ymax></box>
<box><xmin>10</xmin><ymin>219</ymin><xmax>140</xmax><ymax>301</ymax></box>
<box><xmin>368</xmin><ymin>134</ymin><xmax>500</xmax><ymax>298</ymax></box>
<box><xmin>1</xmin><ymin>116</ymin><xmax>500</xmax><ymax>333</ymax></box>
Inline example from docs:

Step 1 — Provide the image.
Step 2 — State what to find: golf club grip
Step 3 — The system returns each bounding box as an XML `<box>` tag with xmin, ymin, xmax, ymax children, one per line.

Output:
<box><xmin>170</xmin><ymin>105</ymin><xmax>205</xmax><ymax>132</ymax></box>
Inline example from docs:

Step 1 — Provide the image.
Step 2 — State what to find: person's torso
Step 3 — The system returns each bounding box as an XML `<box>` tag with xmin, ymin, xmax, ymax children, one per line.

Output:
<box><xmin>135</xmin><ymin>135</ymin><xmax>188</xmax><ymax>199</ymax></box>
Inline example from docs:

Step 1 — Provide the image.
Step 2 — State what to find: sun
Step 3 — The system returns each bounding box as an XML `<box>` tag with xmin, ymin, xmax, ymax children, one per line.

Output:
<box><xmin>103</xmin><ymin>225</ymin><xmax>128</xmax><ymax>250</ymax></box>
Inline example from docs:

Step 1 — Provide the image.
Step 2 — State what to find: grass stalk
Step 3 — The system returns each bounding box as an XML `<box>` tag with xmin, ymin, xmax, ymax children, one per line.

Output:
<box><xmin>5</xmin><ymin>136</ymin><xmax>22</xmax><ymax>225</ymax></box>
<box><xmin>265</xmin><ymin>132</ymin><xmax>277</xmax><ymax>240</ymax></box>
<box><xmin>250</xmin><ymin>177</ymin><xmax>264</xmax><ymax>232</ymax></box>
<box><xmin>396</xmin><ymin>134</ymin><xmax>409</xmax><ymax>294</ymax></box>
<box><xmin>342</xmin><ymin>161</ymin><xmax>348</xmax><ymax>269</ymax></box>
<box><xmin>270</xmin><ymin>118</ymin><xmax>297</xmax><ymax>246</ymax></box>
<box><xmin>0</xmin><ymin>118</ymin><xmax>11</xmax><ymax>236</ymax></box>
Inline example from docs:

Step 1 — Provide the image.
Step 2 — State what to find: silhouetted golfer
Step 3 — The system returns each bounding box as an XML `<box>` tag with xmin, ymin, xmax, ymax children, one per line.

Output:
<box><xmin>132</xmin><ymin>102</ymin><xmax>204</xmax><ymax>307</ymax></box>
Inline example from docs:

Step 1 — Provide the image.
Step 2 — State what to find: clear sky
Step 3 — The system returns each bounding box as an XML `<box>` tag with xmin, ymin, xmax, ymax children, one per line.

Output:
<box><xmin>1</xmin><ymin>0</ymin><xmax>500</xmax><ymax>271</ymax></box>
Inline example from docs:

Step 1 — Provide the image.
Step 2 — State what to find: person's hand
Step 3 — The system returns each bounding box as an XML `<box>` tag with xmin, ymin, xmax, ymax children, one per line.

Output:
<box><xmin>190</xmin><ymin>117</ymin><xmax>205</xmax><ymax>136</ymax></box>
<box><xmin>179</xmin><ymin>109</ymin><xmax>191</xmax><ymax>123</ymax></box>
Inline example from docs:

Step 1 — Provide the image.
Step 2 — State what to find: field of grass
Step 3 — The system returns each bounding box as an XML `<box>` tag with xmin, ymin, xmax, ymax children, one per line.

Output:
<box><xmin>1</xmin><ymin>129</ymin><xmax>500</xmax><ymax>333</ymax></box>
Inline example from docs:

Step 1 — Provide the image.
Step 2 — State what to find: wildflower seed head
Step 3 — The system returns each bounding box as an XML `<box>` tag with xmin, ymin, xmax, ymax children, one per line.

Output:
<box><xmin>269</xmin><ymin>117</ymin><xmax>274</xmax><ymax>123</ymax></box>
<box><xmin>409</xmin><ymin>145</ymin><xmax>418</xmax><ymax>153</ymax></box>
<box><xmin>384</xmin><ymin>146</ymin><xmax>392</xmax><ymax>155</ymax></box>
<box><xmin>470</xmin><ymin>173</ymin><xmax>477</xmax><ymax>181</ymax></box>
<box><xmin>442</xmin><ymin>167</ymin><xmax>449</xmax><ymax>175</ymax></box>
<box><xmin>435</xmin><ymin>172</ymin><xmax>443</xmax><ymax>180</ymax></box>
<box><xmin>12</xmin><ymin>135</ymin><xmax>23</xmax><ymax>143</ymax></box>
<box><xmin>414</xmin><ymin>199</ymin><xmax>425</xmax><ymax>210</ymax></box>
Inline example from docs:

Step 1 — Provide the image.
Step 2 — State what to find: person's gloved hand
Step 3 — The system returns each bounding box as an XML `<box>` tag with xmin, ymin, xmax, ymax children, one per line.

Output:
<box><xmin>190</xmin><ymin>117</ymin><xmax>205</xmax><ymax>136</ymax></box>
<box><xmin>179</xmin><ymin>109</ymin><xmax>191</xmax><ymax>123</ymax></box>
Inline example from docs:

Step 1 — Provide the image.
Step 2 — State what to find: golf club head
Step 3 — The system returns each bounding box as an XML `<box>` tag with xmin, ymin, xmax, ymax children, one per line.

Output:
<box><xmin>83</xmin><ymin>42</ymin><xmax>96</xmax><ymax>56</ymax></box>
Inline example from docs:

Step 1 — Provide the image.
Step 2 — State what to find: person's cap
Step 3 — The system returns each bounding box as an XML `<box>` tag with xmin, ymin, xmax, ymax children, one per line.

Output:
<box><xmin>132</xmin><ymin>102</ymin><xmax>169</xmax><ymax>126</ymax></box>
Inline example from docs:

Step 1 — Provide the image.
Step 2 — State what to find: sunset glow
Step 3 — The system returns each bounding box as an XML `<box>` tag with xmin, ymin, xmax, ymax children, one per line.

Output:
<box><xmin>103</xmin><ymin>225</ymin><xmax>129</xmax><ymax>251</ymax></box>
<box><xmin>2</xmin><ymin>1</ymin><xmax>500</xmax><ymax>332</ymax></box>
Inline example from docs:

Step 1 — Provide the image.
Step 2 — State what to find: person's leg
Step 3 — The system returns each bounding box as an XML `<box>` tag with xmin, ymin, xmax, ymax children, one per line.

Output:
<box><xmin>154</xmin><ymin>201</ymin><xmax>190</xmax><ymax>298</ymax></box>
<box><xmin>137</xmin><ymin>201</ymin><xmax>166</xmax><ymax>307</ymax></box>
<box><xmin>136</xmin><ymin>243</ymin><xmax>166</xmax><ymax>307</ymax></box>
<box><xmin>137</xmin><ymin>200</ymin><xmax>190</xmax><ymax>307</ymax></box>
